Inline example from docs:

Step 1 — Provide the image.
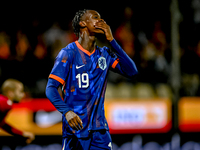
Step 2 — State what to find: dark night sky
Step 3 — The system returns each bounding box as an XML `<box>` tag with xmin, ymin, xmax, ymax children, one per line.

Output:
<box><xmin>0</xmin><ymin>1</ymin><xmax>171</xmax><ymax>34</ymax></box>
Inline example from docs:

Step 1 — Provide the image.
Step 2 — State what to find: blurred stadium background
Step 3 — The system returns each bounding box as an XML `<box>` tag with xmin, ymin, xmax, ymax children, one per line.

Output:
<box><xmin>0</xmin><ymin>0</ymin><xmax>200</xmax><ymax>149</ymax></box>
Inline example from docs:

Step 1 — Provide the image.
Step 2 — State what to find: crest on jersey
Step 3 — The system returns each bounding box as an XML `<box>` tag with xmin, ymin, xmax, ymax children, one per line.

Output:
<box><xmin>98</xmin><ymin>57</ymin><xmax>107</xmax><ymax>70</ymax></box>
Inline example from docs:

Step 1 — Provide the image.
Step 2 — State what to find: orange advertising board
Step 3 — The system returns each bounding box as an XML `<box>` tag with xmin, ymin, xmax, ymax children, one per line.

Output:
<box><xmin>179</xmin><ymin>97</ymin><xmax>200</xmax><ymax>132</ymax></box>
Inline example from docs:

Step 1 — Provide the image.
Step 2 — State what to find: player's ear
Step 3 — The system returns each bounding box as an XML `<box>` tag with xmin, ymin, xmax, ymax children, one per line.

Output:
<box><xmin>79</xmin><ymin>21</ymin><xmax>86</xmax><ymax>28</ymax></box>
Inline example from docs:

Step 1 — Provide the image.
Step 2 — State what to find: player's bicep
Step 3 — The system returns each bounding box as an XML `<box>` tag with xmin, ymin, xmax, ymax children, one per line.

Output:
<box><xmin>106</xmin><ymin>46</ymin><xmax>127</xmax><ymax>74</ymax></box>
<box><xmin>110</xmin><ymin>59</ymin><xmax>123</xmax><ymax>74</ymax></box>
<box><xmin>109</xmin><ymin>52</ymin><xmax>121</xmax><ymax>73</ymax></box>
<box><xmin>110</xmin><ymin>58</ymin><xmax>119</xmax><ymax>70</ymax></box>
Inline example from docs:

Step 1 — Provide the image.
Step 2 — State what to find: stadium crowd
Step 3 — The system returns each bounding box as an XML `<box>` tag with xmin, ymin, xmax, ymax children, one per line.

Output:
<box><xmin>0</xmin><ymin>4</ymin><xmax>200</xmax><ymax>99</ymax></box>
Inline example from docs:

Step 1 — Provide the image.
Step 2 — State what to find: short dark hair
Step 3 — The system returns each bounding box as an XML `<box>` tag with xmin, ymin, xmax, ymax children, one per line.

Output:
<box><xmin>72</xmin><ymin>9</ymin><xmax>88</xmax><ymax>37</ymax></box>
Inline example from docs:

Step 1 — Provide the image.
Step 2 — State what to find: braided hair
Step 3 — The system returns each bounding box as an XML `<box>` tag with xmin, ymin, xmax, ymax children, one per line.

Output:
<box><xmin>72</xmin><ymin>9</ymin><xmax>88</xmax><ymax>37</ymax></box>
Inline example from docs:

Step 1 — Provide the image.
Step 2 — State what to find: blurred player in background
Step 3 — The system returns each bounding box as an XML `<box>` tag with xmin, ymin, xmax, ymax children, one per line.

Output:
<box><xmin>0</xmin><ymin>79</ymin><xmax>35</xmax><ymax>144</ymax></box>
<box><xmin>46</xmin><ymin>9</ymin><xmax>138</xmax><ymax>150</ymax></box>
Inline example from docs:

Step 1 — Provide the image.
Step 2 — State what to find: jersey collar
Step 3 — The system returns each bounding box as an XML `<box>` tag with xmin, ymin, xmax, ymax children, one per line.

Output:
<box><xmin>75</xmin><ymin>41</ymin><xmax>96</xmax><ymax>56</ymax></box>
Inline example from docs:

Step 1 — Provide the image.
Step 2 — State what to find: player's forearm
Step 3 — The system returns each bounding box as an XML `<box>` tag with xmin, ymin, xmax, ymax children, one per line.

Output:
<box><xmin>0</xmin><ymin>121</ymin><xmax>23</xmax><ymax>136</ymax></box>
<box><xmin>110</xmin><ymin>39</ymin><xmax>138</xmax><ymax>77</ymax></box>
<box><xmin>46</xmin><ymin>79</ymin><xmax>72</xmax><ymax>115</ymax></box>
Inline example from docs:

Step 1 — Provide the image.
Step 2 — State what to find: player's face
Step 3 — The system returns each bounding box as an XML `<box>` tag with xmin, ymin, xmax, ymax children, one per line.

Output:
<box><xmin>84</xmin><ymin>10</ymin><xmax>105</xmax><ymax>35</ymax></box>
<box><xmin>13</xmin><ymin>83</ymin><xmax>25</xmax><ymax>103</ymax></box>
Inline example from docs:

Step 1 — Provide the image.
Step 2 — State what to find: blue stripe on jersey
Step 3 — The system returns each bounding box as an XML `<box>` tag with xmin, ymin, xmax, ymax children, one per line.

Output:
<box><xmin>72</xmin><ymin>64</ymin><xmax>75</xmax><ymax>81</ymax></box>
<box><xmin>101</xmin><ymin>78</ymin><xmax>107</xmax><ymax>98</ymax></box>
<box><xmin>66</xmin><ymin>71</ymin><xmax>70</xmax><ymax>97</ymax></box>
<box><xmin>90</xmin><ymin>55</ymin><xmax>97</xmax><ymax>70</ymax></box>
<box><xmin>77</xmin><ymin>48</ymin><xmax>87</xmax><ymax>65</ymax></box>
<box><xmin>90</xmin><ymin>80</ymin><xmax>95</xmax><ymax>95</ymax></box>
<box><xmin>73</xmin><ymin>88</ymin><xmax>77</xmax><ymax>95</ymax></box>
<box><xmin>63</xmin><ymin>61</ymin><xmax>68</xmax><ymax>67</ymax></box>
<box><xmin>89</xmin><ymin>55</ymin><xmax>96</xmax><ymax>95</ymax></box>
<box><xmin>74</xmin><ymin>105</ymin><xmax>83</xmax><ymax>114</ymax></box>
<box><xmin>88</xmin><ymin>71</ymin><xmax>95</xmax><ymax>95</ymax></box>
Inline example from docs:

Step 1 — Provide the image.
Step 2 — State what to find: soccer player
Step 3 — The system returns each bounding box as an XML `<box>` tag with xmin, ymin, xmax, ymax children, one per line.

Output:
<box><xmin>0</xmin><ymin>79</ymin><xmax>35</xmax><ymax>144</ymax></box>
<box><xmin>46</xmin><ymin>9</ymin><xmax>138</xmax><ymax>150</ymax></box>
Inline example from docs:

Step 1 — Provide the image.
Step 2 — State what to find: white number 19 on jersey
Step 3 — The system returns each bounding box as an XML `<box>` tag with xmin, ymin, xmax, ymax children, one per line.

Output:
<box><xmin>76</xmin><ymin>73</ymin><xmax>89</xmax><ymax>88</ymax></box>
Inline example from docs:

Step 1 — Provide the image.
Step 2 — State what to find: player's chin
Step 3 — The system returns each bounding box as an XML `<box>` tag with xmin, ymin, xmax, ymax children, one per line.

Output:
<box><xmin>13</xmin><ymin>99</ymin><xmax>20</xmax><ymax>103</ymax></box>
<box><xmin>13</xmin><ymin>97</ymin><xmax>21</xmax><ymax>103</ymax></box>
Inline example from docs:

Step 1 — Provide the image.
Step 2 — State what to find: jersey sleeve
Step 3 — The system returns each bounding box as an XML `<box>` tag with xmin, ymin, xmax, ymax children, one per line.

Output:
<box><xmin>49</xmin><ymin>49</ymin><xmax>71</xmax><ymax>85</ymax></box>
<box><xmin>105</xmin><ymin>46</ymin><xmax>119</xmax><ymax>70</ymax></box>
<box><xmin>46</xmin><ymin>49</ymin><xmax>73</xmax><ymax>115</ymax></box>
<box><xmin>109</xmin><ymin>39</ymin><xmax>138</xmax><ymax>77</ymax></box>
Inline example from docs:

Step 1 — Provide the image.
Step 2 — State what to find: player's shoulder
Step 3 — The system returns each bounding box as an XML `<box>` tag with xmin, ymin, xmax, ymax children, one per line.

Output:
<box><xmin>63</xmin><ymin>41</ymin><xmax>76</xmax><ymax>51</ymax></box>
<box><xmin>61</xmin><ymin>42</ymin><xmax>76</xmax><ymax>53</ymax></box>
<box><xmin>57</xmin><ymin>42</ymin><xmax>77</xmax><ymax>59</ymax></box>
<box><xmin>0</xmin><ymin>95</ymin><xmax>12</xmax><ymax>110</ymax></box>
<box><xmin>97</xmin><ymin>46</ymin><xmax>110</xmax><ymax>53</ymax></box>
<box><xmin>97</xmin><ymin>46</ymin><xmax>114</xmax><ymax>56</ymax></box>
<box><xmin>0</xmin><ymin>94</ymin><xmax>8</xmax><ymax>102</ymax></box>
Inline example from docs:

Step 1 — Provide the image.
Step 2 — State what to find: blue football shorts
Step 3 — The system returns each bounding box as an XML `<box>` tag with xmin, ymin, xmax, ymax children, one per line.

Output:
<box><xmin>62</xmin><ymin>130</ymin><xmax>112</xmax><ymax>150</ymax></box>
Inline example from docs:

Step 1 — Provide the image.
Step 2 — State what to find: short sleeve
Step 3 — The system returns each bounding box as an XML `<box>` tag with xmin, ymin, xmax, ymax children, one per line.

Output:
<box><xmin>49</xmin><ymin>49</ymin><xmax>71</xmax><ymax>85</ymax></box>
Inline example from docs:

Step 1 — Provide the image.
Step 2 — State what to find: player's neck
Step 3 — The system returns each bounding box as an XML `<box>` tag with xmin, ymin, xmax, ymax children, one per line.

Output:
<box><xmin>4</xmin><ymin>93</ymin><xmax>13</xmax><ymax>102</ymax></box>
<box><xmin>78</xmin><ymin>33</ymin><xmax>96</xmax><ymax>53</ymax></box>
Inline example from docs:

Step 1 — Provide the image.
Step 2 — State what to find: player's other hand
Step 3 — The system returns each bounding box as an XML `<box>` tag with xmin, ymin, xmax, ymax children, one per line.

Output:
<box><xmin>65</xmin><ymin>111</ymin><xmax>83</xmax><ymax>131</ymax></box>
<box><xmin>22</xmin><ymin>131</ymin><xmax>35</xmax><ymax>144</ymax></box>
